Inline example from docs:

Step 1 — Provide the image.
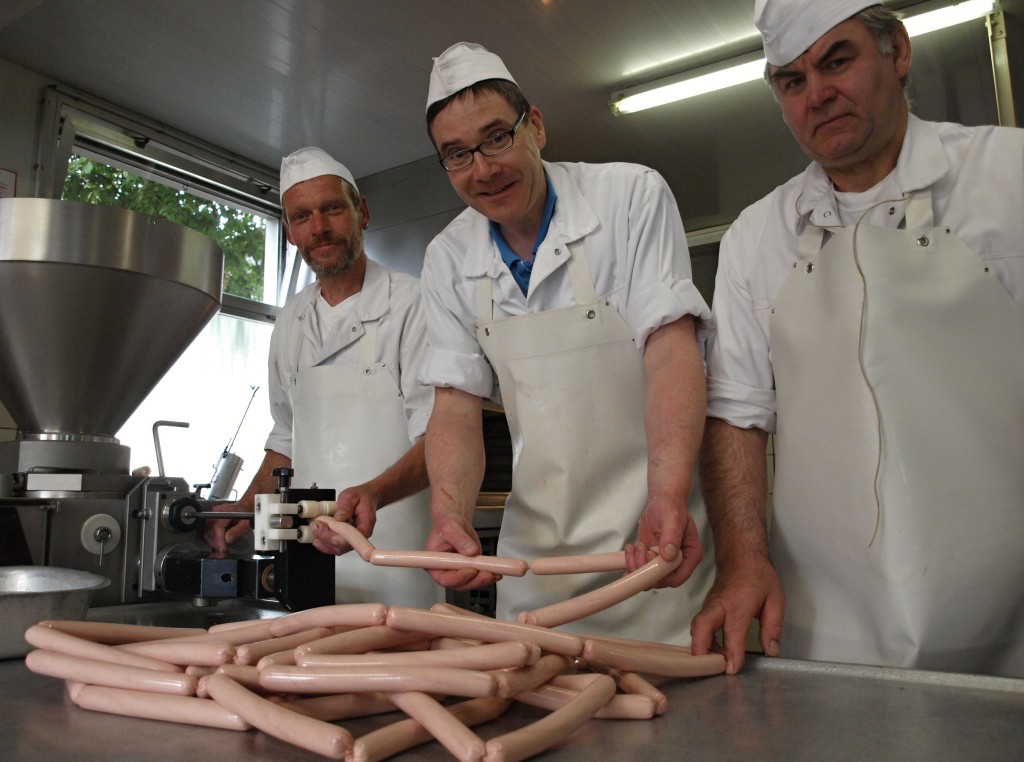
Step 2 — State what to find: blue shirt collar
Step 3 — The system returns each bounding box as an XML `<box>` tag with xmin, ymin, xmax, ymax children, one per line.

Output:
<box><xmin>488</xmin><ymin>173</ymin><xmax>557</xmax><ymax>294</ymax></box>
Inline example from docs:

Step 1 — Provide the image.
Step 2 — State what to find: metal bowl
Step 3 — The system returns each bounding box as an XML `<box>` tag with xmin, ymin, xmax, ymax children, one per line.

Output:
<box><xmin>0</xmin><ymin>566</ymin><xmax>110</xmax><ymax>659</ymax></box>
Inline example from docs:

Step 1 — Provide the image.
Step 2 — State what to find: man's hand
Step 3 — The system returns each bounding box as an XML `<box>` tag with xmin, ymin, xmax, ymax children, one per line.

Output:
<box><xmin>689</xmin><ymin>554</ymin><xmax>785</xmax><ymax>674</ymax></box>
<box><xmin>311</xmin><ymin>485</ymin><xmax>379</xmax><ymax>555</ymax></box>
<box><xmin>202</xmin><ymin>501</ymin><xmax>253</xmax><ymax>556</ymax></box>
<box><xmin>424</xmin><ymin>511</ymin><xmax>500</xmax><ymax>591</ymax></box>
<box><xmin>625</xmin><ymin>493</ymin><xmax>704</xmax><ymax>588</ymax></box>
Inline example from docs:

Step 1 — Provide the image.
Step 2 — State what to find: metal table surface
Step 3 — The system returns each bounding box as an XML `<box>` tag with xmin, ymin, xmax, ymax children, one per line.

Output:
<box><xmin>1</xmin><ymin>602</ymin><xmax>1022</xmax><ymax>761</ymax></box>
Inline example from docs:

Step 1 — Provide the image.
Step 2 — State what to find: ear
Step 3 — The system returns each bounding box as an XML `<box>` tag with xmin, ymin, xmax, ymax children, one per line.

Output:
<box><xmin>358</xmin><ymin>196</ymin><xmax>370</xmax><ymax>230</ymax></box>
<box><xmin>528</xmin><ymin>106</ymin><xmax>547</xmax><ymax>151</ymax></box>
<box><xmin>892</xmin><ymin>24</ymin><xmax>912</xmax><ymax>80</ymax></box>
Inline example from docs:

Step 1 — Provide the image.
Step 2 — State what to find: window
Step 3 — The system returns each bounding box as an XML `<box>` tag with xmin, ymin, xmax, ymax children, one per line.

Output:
<box><xmin>40</xmin><ymin>87</ymin><xmax>285</xmax><ymax>491</ymax></box>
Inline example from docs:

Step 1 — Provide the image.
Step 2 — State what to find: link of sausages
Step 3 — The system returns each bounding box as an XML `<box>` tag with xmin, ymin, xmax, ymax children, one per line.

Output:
<box><xmin>369</xmin><ymin>549</ymin><xmax>529</xmax><ymax>577</ymax></box>
<box><xmin>117</xmin><ymin>639</ymin><xmax>236</xmax><ymax>667</ymax></box>
<box><xmin>234</xmin><ymin>626</ymin><xmax>332</xmax><ymax>665</ymax></box>
<box><xmin>518</xmin><ymin>552</ymin><xmax>684</xmax><ymax>628</ymax></box>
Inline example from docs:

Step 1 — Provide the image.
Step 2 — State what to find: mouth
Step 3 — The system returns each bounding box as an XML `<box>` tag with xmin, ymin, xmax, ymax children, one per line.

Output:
<box><xmin>813</xmin><ymin>113</ymin><xmax>852</xmax><ymax>134</ymax></box>
<box><xmin>478</xmin><ymin>181</ymin><xmax>515</xmax><ymax>198</ymax></box>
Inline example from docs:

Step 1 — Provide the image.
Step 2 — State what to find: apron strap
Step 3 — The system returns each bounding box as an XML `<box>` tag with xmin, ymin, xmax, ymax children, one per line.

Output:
<box><xmin>474</xmin><ymin>240</ymin><xmax>598</xmax><ymax>324</ymax></box>
<box><xmin>904</xmin><ymin>188</ymin><xmax>934</xmax><ymax>237</ymax></box>
<box><xmin>360</xmin><ymin>320</ymin><xmax>378</xmax><ymax>367</ymax></box>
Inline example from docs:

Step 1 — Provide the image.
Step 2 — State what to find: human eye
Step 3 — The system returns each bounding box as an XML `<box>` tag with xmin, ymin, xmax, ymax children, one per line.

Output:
<box><xmin>445</xmin><ymin>148</ymin><xmax>470</xmax><ymax>163</ymax></box>
<box><xmin>486</xmin><ymin>130</ymin><xmax>512</xmax><ymax>148</ymax></box>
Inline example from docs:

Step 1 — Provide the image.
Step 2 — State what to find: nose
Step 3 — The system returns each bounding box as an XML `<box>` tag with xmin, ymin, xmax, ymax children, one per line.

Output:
<box><xmin>469</xmin><ymin>151</ymin><xmax>502</xmax><ymax>181</ymax></box>
<box><xmin>308</xmin><ymin>211</ymin><xmax>330</xmax><ymax>236</ymax></box>
<box><xmin>805</xmin><ymin>70</ymin><xmax>835</xmax><ymax>108</ymax></box>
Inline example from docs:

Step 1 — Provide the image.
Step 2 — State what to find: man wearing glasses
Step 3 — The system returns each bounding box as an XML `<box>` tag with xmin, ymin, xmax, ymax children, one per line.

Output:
<box><xmin>416</xmin><ymin>42</ymin><xmax>713</xmax><ymax>643</ymax></box>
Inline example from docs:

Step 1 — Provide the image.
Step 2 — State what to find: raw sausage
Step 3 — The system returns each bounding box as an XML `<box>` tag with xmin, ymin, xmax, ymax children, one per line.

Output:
<box><xmin>528</xmin><ymin>552</ymin><xmax>626</xmax><ymax>575</ymax></box>
<box><xmin>204</xmin><ymin>673</ymin><xmax>352</xmax><ymax>760</ymax></box>
<box><xmin>25</xmin><ymin>650</ymin><xmax>198</xmax><ymax>695</ymax></box>
<box><xmin>37</xmin><ymin>620</ymin><xmax>205</xmax><ymax>644</ymax></box>
<box><xmin>581</xmin><ymin>638</ymin><xmax>726</xmax><ymax>678</ymax></box>
<box><xmin>388</xmin><ymin>692</ymin><xmax>486</xmax><ymax>762</ymax></box>
<box><xmin>269</xmin><ymin>603</ymin><xmax>388</xmax><ymax>637</ymax></box>
<box><xmin>385</xmin><ymin>607</ymin><xmax>584</xmax><ymax>658</ymax></box>
<box><xmin>259</xmin><ymin>664</ymin><xmax>497</xmax><ymax>698</ymax></box>
<box><xmin>490</xmin><ymin>654</ymin><xmax>570</xmax><ymax>700</ymax></box>
<box><xmin>352</xmin><ymin>696</ymin><xmax>509</xmax><ymax>762</ymax></box>
<box><xmin>118</xmin><ymin>639</ymin><xmax>236</xmax><ymax>667</ymax></box>
<box><xmin>234</xmin><ymin>626</ymin><xmax>332</xmax><ymax>665</ymax></box>
<box><xmin>518</xmin><ymin>553</ymin><xmax>683</xmax><ymax>628</ymax></box>
<box><xmin>295</xmin><ymin>625</ymin><xmax>427</xmax><ymax>657</ymax></box>
<box><xmin>514</xmin><ymin>682</ymin><xmax>657</xmax><ymax>720</ymax></box>
<box><xmin>483</xmin><ymin>673</ymin><xmax>617</xmax><ymax>762</ymax></box>
<box><xmin>369</xmin><ymin>549</ymin><xmax>528</xmax><ymax>577</ymax></box>
<box><xmin>311</xmin><ymin>515</ymin><xmax>376</xmax><ymax>560</ymax></box>
<box><xmin>24</xmin><ymin>624</ymin><xmax>181</xmax><ymax>673</ymax></box>
<box><xmin>298</xmin><ymin>641</ymin><xmax>539</xmax><ymax>672</ymax></box>
<box><xmin>73</xmin><ymin>683</ymin><xmax>250</xmax><ymax>730</ymax></box>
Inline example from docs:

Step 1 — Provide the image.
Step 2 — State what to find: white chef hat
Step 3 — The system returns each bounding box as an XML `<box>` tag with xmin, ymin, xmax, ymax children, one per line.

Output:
<box><xmin>754</xmin><ymin>0</ymin><xmax>880</xmax><ymax>66</ymax></box>
<box><xmin>280</xmin><ymin>147</ymin><xmax>358</xmax><ymax>196</ymax></box>
<box><xmin>426</xmin><ymin>42</ymin><xmax>517</xmax><ymax>113</ymax></box>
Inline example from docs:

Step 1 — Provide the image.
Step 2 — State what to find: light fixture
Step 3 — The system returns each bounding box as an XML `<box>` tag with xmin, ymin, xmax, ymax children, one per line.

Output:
<box><xmin>610</xmin><ymin>0</ymin><xmax>998</xmax><ymax>115</ymax></box>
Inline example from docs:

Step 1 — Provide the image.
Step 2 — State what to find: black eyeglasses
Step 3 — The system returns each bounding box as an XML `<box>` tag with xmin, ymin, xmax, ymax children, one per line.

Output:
<box><xmin>438</xmin><ymin>112</ymin><xmax>528</xmax><ymax>172</ymax></box>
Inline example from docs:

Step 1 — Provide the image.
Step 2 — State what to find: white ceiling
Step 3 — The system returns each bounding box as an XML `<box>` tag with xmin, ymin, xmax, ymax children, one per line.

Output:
<box><xmin>0</xmin><ymin>0</ymin><xmax>1012</xmax><ymax>232</ymax></box>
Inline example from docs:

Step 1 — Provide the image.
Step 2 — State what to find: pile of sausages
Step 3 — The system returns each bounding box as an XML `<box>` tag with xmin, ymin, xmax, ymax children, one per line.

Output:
<box><xmin>24</xmin><ymin>603</ymin><xmax>724</xmax><ymax>761</ymax></box>
<box><xmin>24</xmin><ymin>515</ymin><xmax>725</xmax><ymax>760</ymax></box>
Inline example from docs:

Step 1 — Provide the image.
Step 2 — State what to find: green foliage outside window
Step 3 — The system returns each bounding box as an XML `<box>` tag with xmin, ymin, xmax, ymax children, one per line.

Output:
<box><xmin>62</xmin><ymin>154</ymin><xmax>267</xmax><ymax>301</ymax></box>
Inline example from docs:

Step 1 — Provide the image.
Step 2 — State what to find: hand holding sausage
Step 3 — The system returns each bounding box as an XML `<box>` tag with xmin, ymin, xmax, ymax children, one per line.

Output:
<box><xmin>626</xmin><ymin>494</ymin><xmax>703</xmax><ymax>588</ymax></box>
<box><xmin>688</xmin><ymin>551</ymin><xmax>785</xmax><ymax>674</ymax></box>
<box><xmin>311</xmin><ymin>487</ymin><xmax>378</xmax><ymax>556</ymax></box>
<box><xmin>424</xmin><ymin>512</ymin><xmax>501</xmax><ymax>591</ymax></box>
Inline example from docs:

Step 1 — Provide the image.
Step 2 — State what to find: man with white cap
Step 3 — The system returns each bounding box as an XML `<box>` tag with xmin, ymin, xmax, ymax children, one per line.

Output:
<box><xmin>691</xmin><ymin>1</ymin><xmax>1024</xmax><ymax>676</ymax></box>
<box><xmin>416</xmin><ymin>42</ymin><xmax>715</xmax><ymax>644</ymax></box>
<box><xmin>204</xmin><ymin>147</ymin><xmax>440</xmax><ymax>609</ymax></box>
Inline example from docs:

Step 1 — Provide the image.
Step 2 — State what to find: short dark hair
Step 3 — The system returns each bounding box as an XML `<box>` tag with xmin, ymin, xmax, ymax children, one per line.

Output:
<box><xmin>426</xmin><ymin>79</ymin><xmax>531</xmax><ymax>148</ymax></box>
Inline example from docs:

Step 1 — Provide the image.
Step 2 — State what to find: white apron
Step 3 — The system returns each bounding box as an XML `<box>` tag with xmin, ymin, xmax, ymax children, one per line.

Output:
<box><xmin>476</xmin><ymin>243</ymin><xmax>713</xmax><ymax>644</ymax></box>
<box><xmin>291</xmin><ymin>320</ymin><xmax>441</xmax><ymax>609</ymax></box>
<box><xmin>769</xmin><ymin>189</ymin><xmax>1024</xmax><ymax>676</ymax></box>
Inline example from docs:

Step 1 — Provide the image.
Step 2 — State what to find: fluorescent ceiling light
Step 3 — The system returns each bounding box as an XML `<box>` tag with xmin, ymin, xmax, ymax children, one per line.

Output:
<box><xmin>611</xmin><ymin>0</ymin><xmax>998</xmax><ymax>115</ymax></box>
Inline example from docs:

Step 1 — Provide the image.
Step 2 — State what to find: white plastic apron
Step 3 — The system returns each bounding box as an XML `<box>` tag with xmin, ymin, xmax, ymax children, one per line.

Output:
<box><xmin>290</xmin><ymin>320</ymin><xmax>441</xmax><ymax>609</ymax></box>
<box><xmin>769</xmin><ymin>189</ymin><xmax>1024</xmax><ymax>676</ymax></box>
<box><xmin>476</xmin><ymin>244</ymin><xmax>713</xmax><ymax>644</ymax></box>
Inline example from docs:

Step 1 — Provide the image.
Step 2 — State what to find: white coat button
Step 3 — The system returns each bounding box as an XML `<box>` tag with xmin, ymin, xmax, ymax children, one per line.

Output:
<box><xmin>586</xmin><ymin>309</ymin><xmax>596</xmax><ymax>319</ymax></box>
<box><xmin>554</xmin><ymin>248</ymin><xmax>562</xmax><ymax>256</ymax></box>
<box><xmin>805</xmin><ymin>263</ymin><xmax>814</xmax><ymax>273</ymax></box>
<box><xmin>916</xmin><ymin>236</ymin><xmax>930</xmax><ymax>247</ymax></box>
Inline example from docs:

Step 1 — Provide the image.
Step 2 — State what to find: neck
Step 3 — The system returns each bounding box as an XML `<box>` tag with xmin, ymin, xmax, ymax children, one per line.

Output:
<box><xmin>318</xmin><ymin>254</ymin><xmax>367</xmax><ymax>306</ymax></box>
<box><xmin>826</xmin><ymin>109</ymin><xmax>909</xmax><ymax>193</ymax></box>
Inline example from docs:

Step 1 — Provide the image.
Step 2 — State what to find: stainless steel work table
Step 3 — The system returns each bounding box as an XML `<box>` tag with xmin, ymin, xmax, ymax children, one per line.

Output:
<box><xmin>1</xmin><ymin>602</ymin><xmax>1022</xmax><ymax>761</ymax></box>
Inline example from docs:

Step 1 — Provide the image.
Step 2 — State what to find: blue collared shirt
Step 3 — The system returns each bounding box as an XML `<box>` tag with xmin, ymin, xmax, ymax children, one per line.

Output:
<box><xmin>488</xmin><ymin>174</ymin><xmax>558</xmax><ymax>296</ymax></box>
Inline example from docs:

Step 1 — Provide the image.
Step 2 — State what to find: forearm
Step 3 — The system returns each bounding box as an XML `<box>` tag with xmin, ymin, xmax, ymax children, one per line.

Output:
<box><xmin>425</xmin><ymin>386</ymin><xmax>485</xmax><ymax>523</ymax></box>
<box><xmin>235</xmin><ymin>450</ymin><xmax>292</xmax><ymax>509</ymax></box>
<box><xmin>699</xmin><ymin>417</ymin><xmax>770</xmax><ymax>566</ymax></box>
<box><xmin>356</xmin><ymin>437</ymin><xmax>429</xmax><ymax>509</ymax></box>
<box><xmin>643</xmin><ymin>315</ymin><xmax>706</xmax><ymax>503</ymax></box>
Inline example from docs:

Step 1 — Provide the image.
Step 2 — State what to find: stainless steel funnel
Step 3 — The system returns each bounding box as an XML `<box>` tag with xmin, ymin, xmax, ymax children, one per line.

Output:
<box><xmin>0</xmin><ymin>198</ymin><xmax>223</xmax><ymax>442</ymax></box>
